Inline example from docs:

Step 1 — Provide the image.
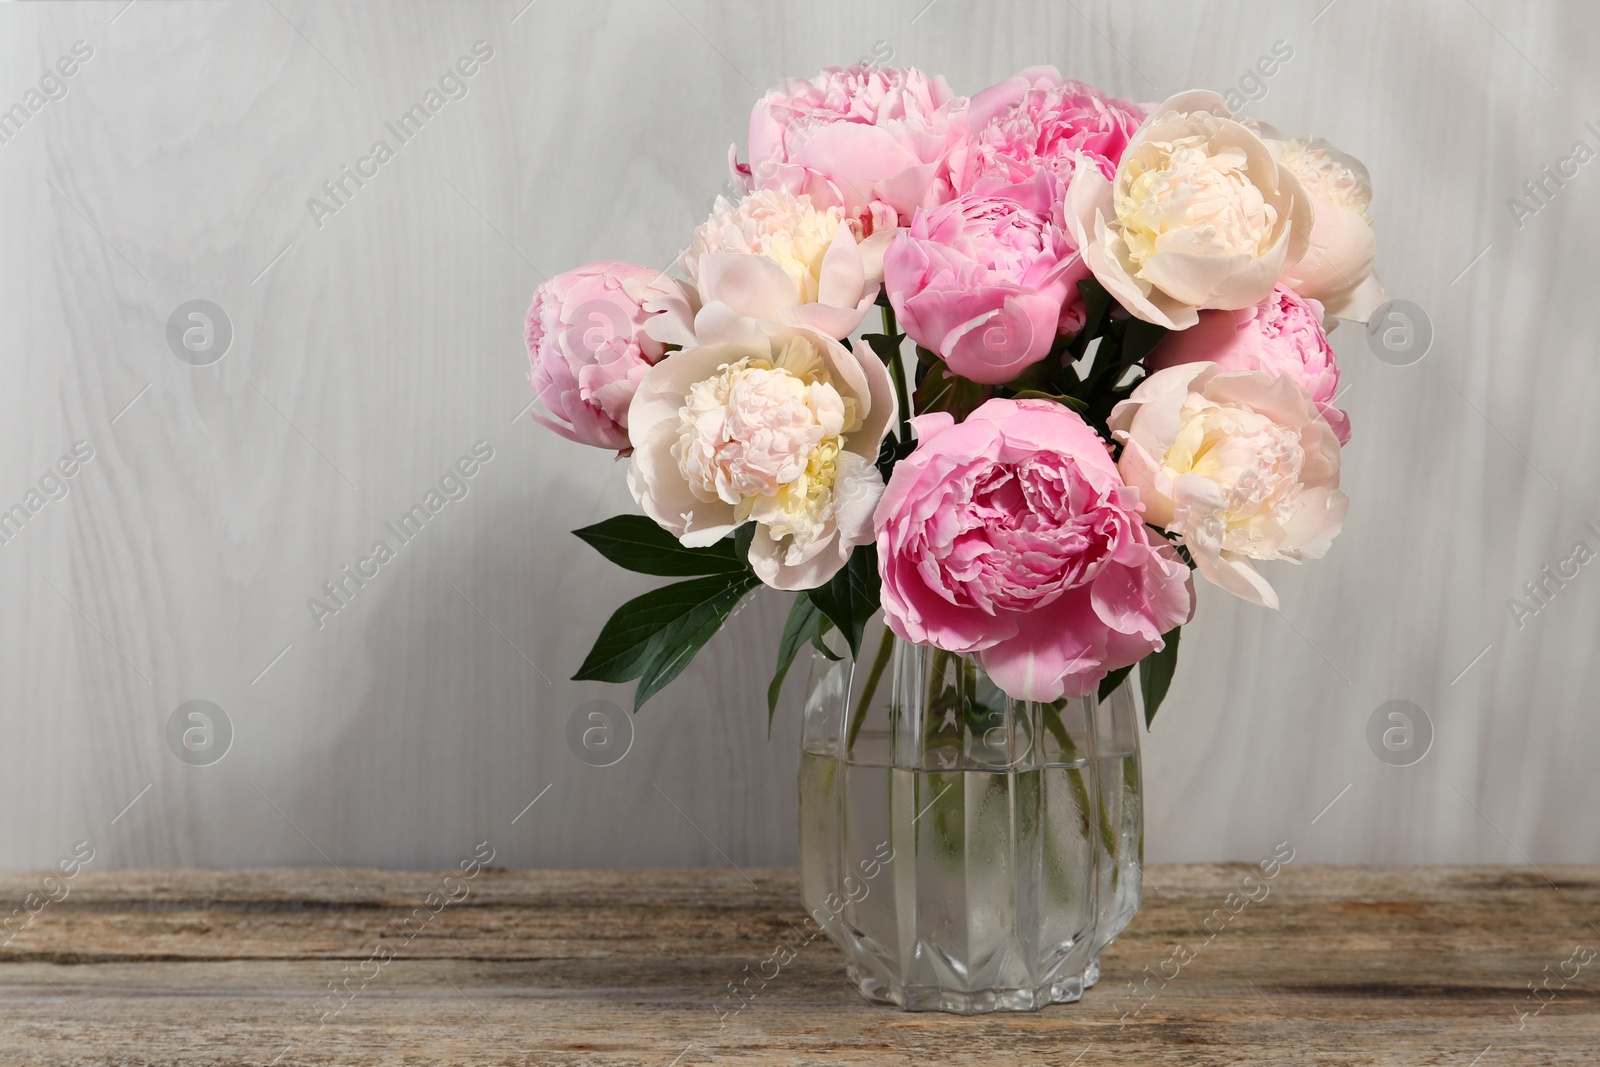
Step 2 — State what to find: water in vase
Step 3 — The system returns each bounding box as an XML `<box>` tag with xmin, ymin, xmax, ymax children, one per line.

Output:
<box><xmin>800</xmin><ymin>747</ymin><xmax>1139</xmax><ymax>1013</ymax></box>
<box><xmin>798</xmin><ymin>631</ymin><xmax>1146</xmax><ymax>1013</ymax></box>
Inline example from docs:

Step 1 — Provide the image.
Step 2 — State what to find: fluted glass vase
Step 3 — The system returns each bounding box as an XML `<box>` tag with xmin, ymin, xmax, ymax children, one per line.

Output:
<box><xmin>797</xmin><ymin>624</ymin><xmax>1144</xmax><ymax>1013</ymax></box>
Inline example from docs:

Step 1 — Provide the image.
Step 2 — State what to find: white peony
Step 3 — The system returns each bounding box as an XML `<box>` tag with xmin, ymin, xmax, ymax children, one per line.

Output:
<box><xmin>1108</xmin><ymin>361</ymin><xmax>1346</xmax><ymax>609</ymax></box>
<box><xmin>628</xmin><ymin>321</ymin><xmax>896</xmax><ymax>590</ymax></box>
<box><xmin>1065</xmin><ymin>91</ymin><xmax>1311</xmax><ymax>331</ymax></box>
<box><xmin>648</xmin><ymin>189</ymin><xmax>882</xmax><ymax>348</ymax></box>
<box><xmin>1271</xmin><ymin>137</ymin><xmax>1387</xmax><ymax>323</ymax></box>
<box><xmin>685</xmin><ymin>189</ymin><xmax>845</xmax><ymax>303</ymax></box>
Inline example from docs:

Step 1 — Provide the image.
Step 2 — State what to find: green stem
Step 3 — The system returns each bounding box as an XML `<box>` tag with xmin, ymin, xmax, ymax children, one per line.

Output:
<box><xmin>881</xmin><ymin>304</ymin><xmax>913</xmax><ymax>443</ymax></box>
<box><xmin>1039</xmin><ymin>699</ymin><xmax>1119</xmax><ymax>878</ymax></box>
<box><xmin>960</xmin><ymin>654</ymin><xmax>980</xmax><ymax>736</ymax></box>
<box><xmin>923</xmin><ymin>647</ymin><xmax>951</xmax><ymax>744</ymax></box>
<box><xmin>846</xmin><ymin>623</ymin><xmax>894</xmax><ymax>754</ymax></box>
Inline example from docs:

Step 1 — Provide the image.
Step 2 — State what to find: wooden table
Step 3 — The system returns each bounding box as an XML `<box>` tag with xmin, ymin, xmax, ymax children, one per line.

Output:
<box><xmin>1</xmin><ymin>866</ymin><xmax>1595</xmax><ymax>1065</ymax></box>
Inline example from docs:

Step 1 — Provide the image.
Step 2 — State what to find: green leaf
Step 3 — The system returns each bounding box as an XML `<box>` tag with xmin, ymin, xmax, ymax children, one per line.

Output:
<box><xmin>1117</xmin><ymin>317</ymin><xmax>1169</xmax><ymax>367</ymax></box>
<box><xmin>846</xmin><ymin>624</ymin><xmax>895</xmax><ymax>750</ymax></box>
<box><xmin>1002</xmin><ymin>341</ymin><xmax>1065</xmax><ymax>394</ymax></box>
<box><xmin>913</xmin><ymin>358</ymin><xmax>991</xmax><ymax>423</ymax></box>
<box><xmin>875</xmin><ymin>432</ymin><xmax>917</xmax><ymax>481</ymax></box>
<box><xmin>733</xmin><ymin>521</ymin><xmax>755</xmax><ymax>563</ymax></box>
<box><xmin>1139</xmin><ymin>627</ymin><xmax>1182</xmax><ymax>729</ymax></box>
<box><xmin>810</xmin><ymin>628</ymin><xmax>841</xmax><ymax>659</ymax></box>
<box><xmin>806</xmin><ymin>545</ymin><xmax>881</xmax><ymax>658</ymax></box>
<box><xmin>1097</xmin><ymin>664</ymin><xmax>1135</xmax><ymax>702</ymax></box>
<box><xmin>573</xmin><ymin>573</ymin><xmax>756</xmax><ymax>687</ymax></box>
<box><xmin>861</xmin><ymin>332</ymin><xmax>906</xmax><ymax>366</ymax></box>
<box><xmin>767</xmin><ymin>594</ymin><xmax>830</xmax><ymax>729</ymax></box>
<box><xmin>1070</xmin><ymin>278</ymin><xmax>1113</xmax><ymax>356</ymax></box>
<box><xmin>629</xmin><ymin>574</ymin><xmax>760</xmax><ymax>710</ymax></box>
<box><xmin>574</xmin><ymin>515</ymin><xmax>746</xmax><ymax>577</ymax></box>
<box><xmin>867</xmin><ymin>331</ymin><xmax>914</xmax><ymax>447</ymax></box>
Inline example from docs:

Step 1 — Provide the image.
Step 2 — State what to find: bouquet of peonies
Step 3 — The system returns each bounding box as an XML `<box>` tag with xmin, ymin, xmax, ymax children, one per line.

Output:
<box><xmin>525</xmin><ymin>65</ymin><xmax>1379</xmax><ymax>723</ymax></box>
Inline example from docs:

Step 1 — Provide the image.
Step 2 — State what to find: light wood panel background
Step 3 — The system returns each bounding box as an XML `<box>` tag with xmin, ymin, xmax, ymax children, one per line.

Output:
<box><xmin>1</xmin><ymin>0</ymin><xmax>1595</xmax><ymax>871</ymax></box>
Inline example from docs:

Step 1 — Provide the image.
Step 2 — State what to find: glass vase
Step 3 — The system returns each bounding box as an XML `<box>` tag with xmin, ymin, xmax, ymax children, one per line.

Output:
<box><xmin>797</xmin><ymin>624</ymin><xmax>1144</xmax><ymax>1013</ymax></box>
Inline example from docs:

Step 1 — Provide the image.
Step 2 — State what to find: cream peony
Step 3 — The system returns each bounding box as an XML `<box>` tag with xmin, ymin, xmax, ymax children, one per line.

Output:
<box><xmin>1065</xmin><ymin>91</ymin><xmax>1311</xmax><ymax>331</ymax></box>
<box><xmin>1108</xmin><ymin>362</ymin><xmax>1346</xmax><ymax>609</ymax></box>
<box><xmin>627</xmin><ymin>322</ymin><xmax>896</xmax><ymax>590</ymax></box>
<box><xmin>676</xmin><ymin>188</ymin><xmax>880</xmax><ymax>341</ymax></box>
<box><xmin>686</xmin><ymin>190</ymin><xmax>847</xmax><ymax>302</ymax></box>
<box><xmin>1271</xmin><ymin>137</ymin><xmax>1386</xmax><ymax>322</ymax></box>
<box><xmin>648</xmin><ymin>189</ymin><xmax>881</xmax><ymax>350</ymax></box>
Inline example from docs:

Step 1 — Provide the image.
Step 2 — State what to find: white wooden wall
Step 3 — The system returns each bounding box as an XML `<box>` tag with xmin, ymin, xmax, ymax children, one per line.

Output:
<box><xmin>2</xmin><ymin>0</ymin><xmax>1595</xmax><ymax>872</ymax></box>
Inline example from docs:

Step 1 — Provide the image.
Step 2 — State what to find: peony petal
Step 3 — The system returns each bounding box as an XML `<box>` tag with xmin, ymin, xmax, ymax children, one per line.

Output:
<box><xmin>831</xmin><ymin>452</ymin><xmax>883</xmax><ymax>546</ymax></box>
<box><xmin>1110</xmin><ymin>362</ymin><xmax>1210</xmax><ymax>449</ymax></box>
<box><xmin>692</xmin><ymin>301</ymin><xmax>772</xmax><ymax>349</ymax></box>
<box><xmin>790</xmin><ymin>122</ymin><xmax>923</xmax><ymax>209</ymax></box>
<box><xmin>844</xmin><ymin>337</ymin><xmax>898</xmax><ymax>459</ymax></box>
<box><xmin>641</xmin><ymin>298</ymin><xmax>700</xmax><ymax>349</ymax></box>
<box><xmin>1202</xmin><ymin>370</ymin><xmax>1321</xmax><ymax>430</ymax></box>
<box><xmin>1278</xmin><ymin>486</ymin><xmax>1348</xmax><ymax>560</ymax></box>
<box><xmin>530</xmin><ymin>404</ymin><xmax>628</xmax><ymax>451</ymax></box>
<box><xmin>816</xmin><ymin>225</ymin><xmax>866</xmax><ymax>309</ymax></box>
<box><xmin>752</xmin><ymin>452</ymin><xmax>885</xmax><ymax>591</ymax></box>
<box><xmin>625</xmin><ymin>273</ymin><xmax>697</xmax><ymax>354</ymax></box>
<box><xmin>1147</xmin><ymin>304</ymin><xmax>1259</xmax><ymax>372</ymax></box>
<box><xmin>1146</xmin><ymin>89</ymin><xmax>1234</xmax><ymax>123</ymax></box>
<box><xmin>1189</xmin><ymin>537</ymin><xmax>1279</xmax><ymax>609</ymax></box>
<box><xmin>907</xmin><ymin>410</ymin><xmax>956</xmax><ymax>442</ymax></box>
<box><xmin>967</xmin><ymin>68</ymin><xmax>1051</xmax><ymax>128</ymax></box>
<box><xmin>696</xmin><ymin>252</ymin><xmax>801</xmax><ymax>320</ymax></box>
<box><xmin>775</xmin><ymin>291</ymin><xmax>874</xmax><ymax>340</ymax></box>
<box><xmin>1092</xmin><ymin>542</ymin><xmax>1193</xmax><ymax>652</ymax></box>
<box><xmin>873</xmin><ymin>158</ymin><xmax>945</xmax><ymax>218</ymax></box>
<box><xmin>1296</xmin><ymin>416</ymin><xmax>1344</xmax><ymax>487</ymax></box>
<box><xmin>1141</xmin><ymin>240</ymin><xmax>1287</xmax><ymax>312</ymax></box>
<box><xmin>1112</xmin><ymin>440</ymin><xmax>1175</xmax><ymax>530</ymax></box>
<box><xmin>1278</xmin><ymin>164</ymin><xmax>1315</xmax><ymax>266</ymax></box>
<box><xmin>627</xmin><ymin>342</ymin><xmax>747</xmax><ymax>445</ymax></box>
<box><xmin>1280</xmin><ymin>201</ymin><xmax>1376</xmax><ymax>306</ymax></box>
<box><xmin>941</xmin><ymin>290</ymin><xmax>1061</xmax><ymax>384</ymax></box>
<box><xmin>1059</xmin><ymin>157</ymin><xmax>1105</xmax><ymax>251</ymax></box>
<box><xmin>857</xmin><ymin>226</ymin><xmax>896</xmax><ymax>283</ymax></box>
<box><xmin>1088</xmin><ymin>230</ymin><xmax>1197</xmax><ymax>330</ymax></box>
<box><xmin>803</xmin><ymin>328</ymin><xmax>868</xmax><ymax>411</ymax></box>
<box><xmin>626</xmin><ymin>421</ymin><xmax>739</xmax><ymax>545</ymax></box>
<box><xmin>976</xmin><ymin>588</ymin><xmax>1105</xmax><ymax>702</ymax></box>
<box><xmin>1318</xmin><ymin>269</ymin><xmax>1387</xmax><ymax>324</ymax></box>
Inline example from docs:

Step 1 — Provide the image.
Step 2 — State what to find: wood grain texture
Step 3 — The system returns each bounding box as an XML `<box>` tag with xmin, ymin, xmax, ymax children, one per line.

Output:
<box><xmin>1</xmin><ymin>865</ymin><xmax>1597</xmax><ymax>1065</ymax></box>
<box><xmin>0</xmin><ymin>0</ymin><xmax>1597</xmax><ymax>872</ymax></box>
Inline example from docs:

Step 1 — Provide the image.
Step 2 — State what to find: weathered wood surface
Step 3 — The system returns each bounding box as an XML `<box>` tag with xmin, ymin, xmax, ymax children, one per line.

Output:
<box><xmin>0</xmin><ymin>866</ymin><xmax>1596</xmax><ymax>1065</ymax></box>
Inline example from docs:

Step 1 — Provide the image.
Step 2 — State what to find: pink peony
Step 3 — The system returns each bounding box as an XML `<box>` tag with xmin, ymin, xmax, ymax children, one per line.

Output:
<box><xmin>526</xmin><ymin>262</ymin><xmax>684</xmax><ymax>451</ymax></box>
<box><xmin>955</xmin><ymin>66</ymin><xmax>1147</xmax><ymax>192</ymax></box>
<box><xmin>1149</xmin><ymin>284</ymin><xmax>1350</xmax><ymax>444</ymax></box>
<box><xmin>734</xmin><ymin>64</ymin><xmax>971</xmax><ymax>236</ymax></box>
<box><xmin>874</xmin><ymin>398</ymin><xmax>1193</xmax><ymax>702</ymax></box>
<box><xmin>883</xmin><ymin>172</ymin><xmax>1091</xmax><ymax>384</ymax></box>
